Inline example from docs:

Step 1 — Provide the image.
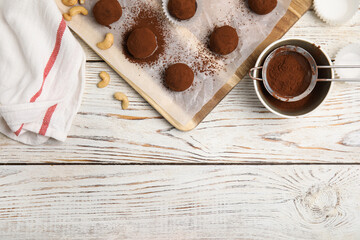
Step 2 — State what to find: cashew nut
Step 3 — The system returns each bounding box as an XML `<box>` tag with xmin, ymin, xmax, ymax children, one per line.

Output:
<box><xmin>63</xmin><ymin>13</ymin><xmax>72</xmax><ymax>21</ymax></box>
<box><xmin>97</xmin><ymin>71</ymin><xmax>110</xmax><ymax>88</ymax></box>
<box><xmin>79</xmin><ymin>0</ymin><xmax>85</xmax><ymax>4</ymax></box>
<box><xmin>97</xmin><ymin>33</ymin><xmax>114</xmax><ymax>50</ymax></box>
<box><xmin>63</xmin><ymin>6</ymin><xmax>88</xmax><ymax>21</ymax></box>
<box><xmin>62</xmin><ymin>0</ymin><xmax>78</xmax><ymax>6</ymax></box>
<box><xmin>114</xmin><ymin>92</ymin><xmax>129</xmax><ymax>110</ymax></box>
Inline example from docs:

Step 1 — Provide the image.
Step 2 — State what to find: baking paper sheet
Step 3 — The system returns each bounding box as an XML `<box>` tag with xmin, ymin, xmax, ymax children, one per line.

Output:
<box><xmin>71</xmin><ymin>0</ymin><xmax>291</xmax><ymax>125</ymax></box>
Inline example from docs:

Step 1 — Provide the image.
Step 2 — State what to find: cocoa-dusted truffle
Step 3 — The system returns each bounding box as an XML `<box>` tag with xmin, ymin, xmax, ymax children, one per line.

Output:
<box><xmin>209</xmin><ymin>25</ymin><xmax>239</xmax><ymax>55</ymax></box>
<box><xmin>165</xmin><ymin>63</ymin><xmax>194</xmax><ymax>92</ymax></box>
<box><xmin>168</xmin><ymin>0</ymin><xmax>197</xmax><ymax>20</ymax></box>
<box><xmin>127</xmin><ymin>28</ymin><xmax>158</xmax><ymax>59</ymax></box>
<box><xmin>248</xmin><ymin>0</ymin><xmax>277</xmax><ymax>15</ymax></box>
<box><xmin>93</xmin><ymin>0</ymin><xmax>122</xmax><ymax>28</ymax></box>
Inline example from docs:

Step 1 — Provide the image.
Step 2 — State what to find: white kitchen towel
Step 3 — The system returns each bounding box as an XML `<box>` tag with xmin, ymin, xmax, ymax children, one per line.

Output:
<box><xmin>0</xmin><ymin>0</ymin><xmax>86</xmax><ymax>145</ymax></box>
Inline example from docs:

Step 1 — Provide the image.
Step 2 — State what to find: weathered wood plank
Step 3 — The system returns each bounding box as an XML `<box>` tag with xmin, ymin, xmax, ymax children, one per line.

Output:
<box><xmin>0</xmin><ymin>165</ymin><xmax>359</xmax><ymax>239</ymax></box>
<box><xmin>1</xmin><ymin>60</ymin><xmax>360</xmax><ymax>163</ymax></box>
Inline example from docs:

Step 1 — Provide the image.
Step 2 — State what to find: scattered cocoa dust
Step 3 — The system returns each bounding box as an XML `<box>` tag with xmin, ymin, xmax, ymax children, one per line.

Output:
<box><xmin>122</xmin><ymin>7</ymin><xmax>166</xmax><ymax>64</ymax></box>
<box><xmin>193</xmin><ymin>45</ymin><xmax>222</xmax><ymax>76</ymax></box>
<box><xmin>121</xmin><ymin>2</ymin><xmax>222</xmax><ymax>77</ymax></box>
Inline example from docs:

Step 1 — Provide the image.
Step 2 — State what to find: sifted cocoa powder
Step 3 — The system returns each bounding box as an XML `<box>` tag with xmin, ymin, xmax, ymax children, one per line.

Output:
<box><xmin>121</xmin><ymin>3</ymin><xmax>221</xmax><ymax>76</ymax></box>
<box><xmin>93</xmin><ymin>0</ymin><xmax>122</xmax><ymax>29</ymax></box>
<box><xmin>122</xmin><ymin>8</ymin><xmax>166</xmax><ymax>64</ymax></box>
<box><xmin>266</xmin><ymin>51</ymin><xmax>312</xmax><ymax>97</ymax></box>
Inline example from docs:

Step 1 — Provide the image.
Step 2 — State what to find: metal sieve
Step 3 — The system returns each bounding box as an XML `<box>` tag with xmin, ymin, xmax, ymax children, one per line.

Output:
<box><xmin>249</xmin><ymin>45</ymin><xmax>360</xmax><ymax>102</ymax></box>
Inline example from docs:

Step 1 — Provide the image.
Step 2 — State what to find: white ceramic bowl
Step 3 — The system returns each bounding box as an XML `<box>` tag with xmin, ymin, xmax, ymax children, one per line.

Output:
<box><xmin>253</xmin><ymin>38</ymin><xmax>334</xmax><ymax>118</ymax></box>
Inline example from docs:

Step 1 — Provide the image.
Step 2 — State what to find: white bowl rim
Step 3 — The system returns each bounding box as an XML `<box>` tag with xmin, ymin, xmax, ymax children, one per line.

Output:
<box><xmin>253</xmin><ymin>37</ymin><xmax>334</xmax><ymax>118</ymax></box>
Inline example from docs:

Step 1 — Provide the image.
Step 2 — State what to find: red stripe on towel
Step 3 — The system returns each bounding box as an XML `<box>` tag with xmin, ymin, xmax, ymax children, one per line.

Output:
<box><xmin>30</xmin><ymin>19</ymin><xmax>66</xmax><ymax>103</ymax></box>
<box><xmin>14</xmin><ymin>19</ymin><xmax>66</xmax><ymax>136</ymax></box>
<box><xmin>39</xmin><ymin>104</ymin><xmax>58</xmax><ymax>136</ymax></box>
<box><xmin>14</xmin><ymin>124</ymin><xmax>24</xmax><ymax>136</ymax></box>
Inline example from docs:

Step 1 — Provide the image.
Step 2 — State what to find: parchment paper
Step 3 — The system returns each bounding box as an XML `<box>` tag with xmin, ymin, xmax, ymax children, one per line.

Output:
<box><xmin>80</xmin><ymin>0</ymin><xmax>291</xmax><ymax>125</ymax></box>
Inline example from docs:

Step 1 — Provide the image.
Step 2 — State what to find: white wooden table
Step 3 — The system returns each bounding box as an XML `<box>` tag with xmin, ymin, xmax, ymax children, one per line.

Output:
<box><xmin>0</xmin><ymin>6</ymin><xmax>360</xmax><ymax>239</ymax></box>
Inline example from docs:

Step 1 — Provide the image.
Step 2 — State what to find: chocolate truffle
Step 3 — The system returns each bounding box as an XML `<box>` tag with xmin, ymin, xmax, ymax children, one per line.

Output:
<box><xmin>93</xmin><ymin>0</ymin><xmax>122</xmax><ymax>28</ymax></box>
<box><xmin>168</xmin><ymin>0</ymin><xmax>197</xmax><ymax>20</ymax></box>
<box><xmin>209</xmin><ymin>25</ymin><xmax>239</xmax><ymax>55</ymax></box>
<box><xmin>127</xmin><ymin>28</ymin><xmax>158</xmax><ymax>59</ymax></box>
<box><xmin>165</xmin><ymin>63</ymin><xmax>194</xmax><ymax>92</ymax></box>
<box><xmin>248</xmin><ymin>0</ymin><xmax>277</xmax><ymax>15</ymax></box>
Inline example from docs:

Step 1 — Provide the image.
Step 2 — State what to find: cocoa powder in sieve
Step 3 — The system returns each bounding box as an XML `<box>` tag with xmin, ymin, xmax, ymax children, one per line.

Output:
<box><xmin>266</xmin><ymin>51</ymin><xmax>312</xmax><ymax>97</ymax></box>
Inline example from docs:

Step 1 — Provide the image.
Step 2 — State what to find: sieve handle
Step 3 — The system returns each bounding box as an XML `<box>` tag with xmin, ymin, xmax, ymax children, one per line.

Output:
<box><xmin>317</xmin><ymin>65</ymin><xmax>360</xmax><ymax>82</ymax></box>
<box><xmin>317</xmin><ymin>78</ymin><xmax>360</xmax><ymax>82</ymax></box>
<box><xmin>249</xmin><ymin>67</ymin><xmax>263</xmax><ymax>81</ymax></box>
<box><xmin>249</xmin><ymin>65</ymin><xmax>360</xmax><ymax>82</ymax></box>
<box><xmin>317</xmin><ymin>65</ymin><xmax>360</xmax><ymax>69</ymax></box>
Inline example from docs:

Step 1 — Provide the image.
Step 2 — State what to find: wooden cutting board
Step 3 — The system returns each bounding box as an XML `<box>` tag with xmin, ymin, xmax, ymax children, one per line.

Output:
<box><xmin>56</xmin><ymin>0</ymin><xmax>312</xmax><ymax>131</ymax></box>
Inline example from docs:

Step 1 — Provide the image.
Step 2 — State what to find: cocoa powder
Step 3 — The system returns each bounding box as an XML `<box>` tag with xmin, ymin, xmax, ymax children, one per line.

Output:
<box><xmin>266</xmin><ymin>51</ymin><xmax>312</xmax><ymax>97</ymax></box>
<box><xmin>122</xmin><ymin>3</ymin><xmax>221</xmax><ymax>76</ymax></box>
<box><xmin>122</xmin><ymin>8</ymin><xmax>166</xmax><ymax>64</ymax></box>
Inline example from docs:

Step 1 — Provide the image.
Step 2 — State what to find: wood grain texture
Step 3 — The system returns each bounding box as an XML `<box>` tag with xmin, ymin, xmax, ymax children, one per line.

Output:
<box><xmin>0</xmin><ymin>165</ymin><xmax>360</xmax><ymax>239</ymax></box>
<box><xmin>0</xmin><ymin>9</ymin><xmax>359</xmax><ymax>163</ymax></box>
